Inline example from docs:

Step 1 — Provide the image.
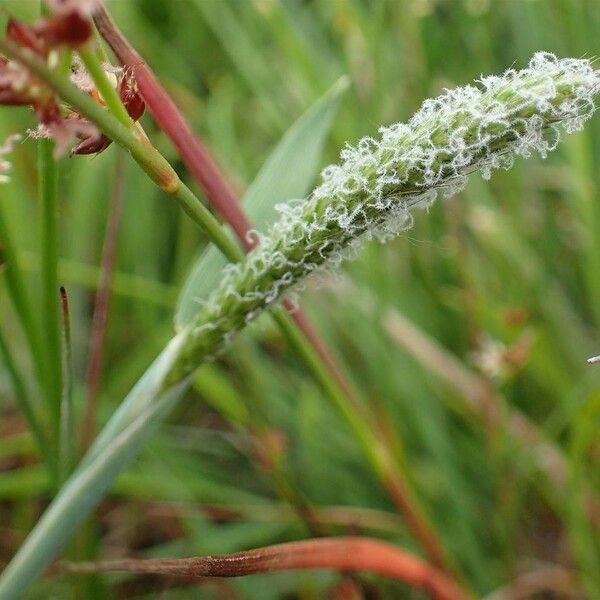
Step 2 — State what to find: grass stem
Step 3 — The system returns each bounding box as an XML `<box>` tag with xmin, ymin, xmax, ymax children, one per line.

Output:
<box><xmin>60</xmin><ymin>536</ymin><xmax>467</xmax><ymax>600</ymax></box>
<box><xmin>58</xmin><ymin>286</ymin><xmax>73</xmax><ymax>483</ymax></box>
<box><xmin>0</xmin><ymin>205</ymin><xmax>45</xmax><ymax>400</ymax></box>
<box><xmin>78</xmin><ymin>46</ymin><xmax>133</xmax><ymax>129</ymax></box>
<box><xmin>272</xmin><ymin>308</ymin><xmax>448</xmax><ymax>569</ymax></box>
<box><xmin>81</xmin><ymin>154</ymin><xmax>124</xmax><ymax>449</ymax></box>
<box><xmin>39</xmin><ymin>138</ymin><xmax>62</xmax><ymax>451</ymax></box>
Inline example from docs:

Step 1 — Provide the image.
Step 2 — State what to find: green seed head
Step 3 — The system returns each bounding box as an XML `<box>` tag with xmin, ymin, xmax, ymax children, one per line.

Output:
<box><xmin>173</xmin><ymin>52</ymin><xmax>600</xmax><ymax>379</ymax></box>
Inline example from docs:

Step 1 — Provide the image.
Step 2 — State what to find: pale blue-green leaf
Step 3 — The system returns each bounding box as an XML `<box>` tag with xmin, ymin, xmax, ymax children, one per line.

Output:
<box><xmin>175</xmin><ymin>77</ymin><xmax>349</xmax><ymax>329</ymax></box>
<box><xmin>83</xmin><ymin>331</ymin><xmax>188</xmax><ymax>466</ymax></box>
<box><xmin>0</xmin><ymin>334</ymin><xmax>192</xmax><ymax>599</ymax></box>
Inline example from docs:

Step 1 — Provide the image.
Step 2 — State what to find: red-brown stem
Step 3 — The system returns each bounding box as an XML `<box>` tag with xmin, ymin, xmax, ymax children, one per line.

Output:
<box><xmin>285</xmin><ymin>302</ymin><xmax>357</xmax><ymax>400</ymax></box>
<box><xmin>61</xmin><ymin>536</ymin><xmax>467</xmax><ymax>600</ymax></box>
<box><xmin>92</xmin><ymin>4</ymin><xmax>453</xmax><ymax>576</ymax></box>
<box><xmin>382</xmin><ymin>470</ymin><xmax>445</xmax><ymax>570</ymax></box>
<box><xmin>81</xmin><ymin>156</ymin><xmax>125</xmax><ymax>449</ymax></box>
<box><xmin>59</xmin><ymin>287</ymin><xmax>71</xmax><ymax>348</ymax></box>
<box><xmin>93</xmin><ymin>5</ymin><xmax>249</xmax><ymax>242</ymax></box>
<box><xmin>93</xmin><ymin>3</ymin><xmax>356</xmax><ymax>400</ymax></box>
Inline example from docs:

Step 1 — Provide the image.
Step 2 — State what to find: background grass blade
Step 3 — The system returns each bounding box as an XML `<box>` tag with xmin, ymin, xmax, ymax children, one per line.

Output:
<box><xmin>1</xmin><ymin>1</ymin><xmax>600</xmax><ymax>597</ymax></box>
<box><xmin>0</xmin><ymin>334</ymin><xmax>190</xmax><ymax>599</ymax></box>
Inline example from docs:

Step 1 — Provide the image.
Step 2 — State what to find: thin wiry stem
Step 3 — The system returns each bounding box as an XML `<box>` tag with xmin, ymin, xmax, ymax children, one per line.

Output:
<box><xmin>58</xmin><ymin>286</ymin><xmax>73</xmax><ymax>483</ymax></box>
<box><xmin>60</xmin><ymin>536</ymin><xmax>468</xmax><ymax>600</ymax></box>
<box><xmin>92</xmin><ymin>2</ymin><xmax>358</xmax><ymax>403</ymax></box>
<box><xmin>81</xmin><ymin>154</ymin><xmax>125</xmax><ymax>449</ymax></box>
<box><xmin>39</xmin><ymin>137</ymin><xmax>62</xmax><ymax>458</ymax></box>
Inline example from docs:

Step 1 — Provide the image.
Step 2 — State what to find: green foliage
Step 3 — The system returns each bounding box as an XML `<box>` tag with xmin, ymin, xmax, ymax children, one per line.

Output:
<box><xmin>176</xmin><ymin>76</ymin><xmax>348</xmax><ymax>327</ymax></box>
<box><xmin>1</xmin><ymin>0</ymin><xmax>600</xmax><ymax>598</ymax></box>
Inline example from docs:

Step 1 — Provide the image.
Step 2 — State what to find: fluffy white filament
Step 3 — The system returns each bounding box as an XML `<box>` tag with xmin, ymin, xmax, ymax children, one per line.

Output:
<box><xmin>174</xmin><ymin>53</ymin><xmax>600</xmax><ymax>372</ymax></box>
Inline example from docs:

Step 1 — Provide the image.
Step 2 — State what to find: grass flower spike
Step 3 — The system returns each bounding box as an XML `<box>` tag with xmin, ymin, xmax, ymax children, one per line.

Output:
<box><xmin>174</xmin><ymin>53</ymin><xmax>600</xmax><ymax>376</ymax></box>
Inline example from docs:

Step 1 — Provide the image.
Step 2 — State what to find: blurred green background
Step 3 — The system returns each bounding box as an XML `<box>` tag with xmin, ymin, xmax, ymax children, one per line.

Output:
<box><xmin>1</xmin><ymin>0</ymin><xmax>599</xmax><ymax>597</ymax></box>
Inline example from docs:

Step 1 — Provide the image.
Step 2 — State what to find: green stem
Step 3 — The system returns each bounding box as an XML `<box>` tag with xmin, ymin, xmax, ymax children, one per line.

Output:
<box><xmin>0</xmin><ymin>208</ymin><xmax>41</xmax><ymax>366</ymax></box>
<box><xmin>39</xmin><ymin>138</ymin><xmax>62</xmax><ymax>449</ymax></box>
<box><xmin>78</xmin><ymin>46</ymin><xmax>133</xmax><ymax>128</ymax></box>
<box><xmin>174</xmin><ymin>183</ymin><xmax>243</xmax><ymax>261</ymax></box>
<box><xmin>271</xmin><ymin>312</ymin><xmax>447</xmax><ymax>570</ymax></box>
<box><xmin>77</xmin><ymin>46</ymin><xmax>242</xmax><ymax>262</ymax></box>
<box><xmin>0</xmin><ymin>39</ymin><xmax>176</xmax><ymax>192</ymax></box>
<box><xmin>0</xmin><ymin>204</ymin><xmax>54</xmax><ymax>473</ymax></box>
<box><xmin>272</xmin><ymin>308</ymin><xmax>382</xmax><ymax>470</ymax></box>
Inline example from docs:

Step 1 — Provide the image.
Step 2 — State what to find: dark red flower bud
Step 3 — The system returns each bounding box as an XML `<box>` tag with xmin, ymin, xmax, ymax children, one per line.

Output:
<box><xmin>64</xmin><ymin>112</ymin><xmax>110</xmax><ymax>155</ymax></box>
<box><xmin>71</xmin><ymin>132</ymin><xmax>111</xmax><ymax>155</ymax></box>
<box><xmin>0</xmin><ymin>57</ymin><xmax>29</xmax><ymax>105</ymax></box>
<box><xmin>7</xmin><ymin>18</ymin><xmax>46</xmax><ymax>56</ymax></box>
<box><xmin>118</xmin><ymin>68</ymin><xmax>145</xmax><ymax>121</ymax></box>
<box><xmin>0</xmin><ymin>55</ymin><xmax>52</xmax><ymax>107</ymax></box>
<box><xmin>34</xmin><ymin>12</ymin><xmax>93</xmax><ymax>49</ymax></box>
<box><xmin>34</xmin><ymin>100</ymin><xmax>62</xmax><ymax>126</ymax></box>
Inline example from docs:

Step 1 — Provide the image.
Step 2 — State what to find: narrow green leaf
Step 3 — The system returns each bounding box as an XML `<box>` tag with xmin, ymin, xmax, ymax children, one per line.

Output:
<box><xmin>175</xmin><ymin>77</ymin><xmax>349</xmax><ymax>329</ymax></box>
<box><xmin>82</xmin><ymin>331</ymin><xmax>188</xmax><ymax>466</ymax></box>
<box><xmin>194</xmin><ymin>365</ymin><xmax>250</xmax><ymax>427</ymax></box>
<box><xmin>567</xmin><ymin>390</ymin><xmax>600</xmax><ymax>598</ymax></box>
<box><xmin>0</xmin><ymin>328</ymin><xmax>51</xmax><ymax>469</ymax></box>
<box><xmin>0</xmin><ymin>204</ymin><xmax>46</xmax><ymax>403</ymax></box>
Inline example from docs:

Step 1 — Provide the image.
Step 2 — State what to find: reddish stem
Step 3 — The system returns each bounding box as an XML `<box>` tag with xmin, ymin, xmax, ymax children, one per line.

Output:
<box><xmin>93</xmin><ymin>6</ymin><xmax>249</xmax><ymax>243</ymax></box>
<box><xmin>62</xmin><ymin>536</ymin><xmax>467</xmax><ymax>600</ymax></box>
<box><xmin>382</xmin><ymin>470</ymin><xmax>446</xmax><ymax>571</ymax></box>
<box><xmin>81</xmin><ymin>155</ymin><xmax>125</xmax><ymax>449</ymax></box>
<box><xmin>59</xmin><ymin>286</ymin><xmax>71</xmax><ymax>349</ymax></box>
<box><xmin>92</xmin><ymin>3</ymin><xmax>452</xmax><ymax>576</ymax></box>
<box><xmin>92</xmin><ymin>3</ymin><xmax>356</xmax><ymax>399</ymax></box>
